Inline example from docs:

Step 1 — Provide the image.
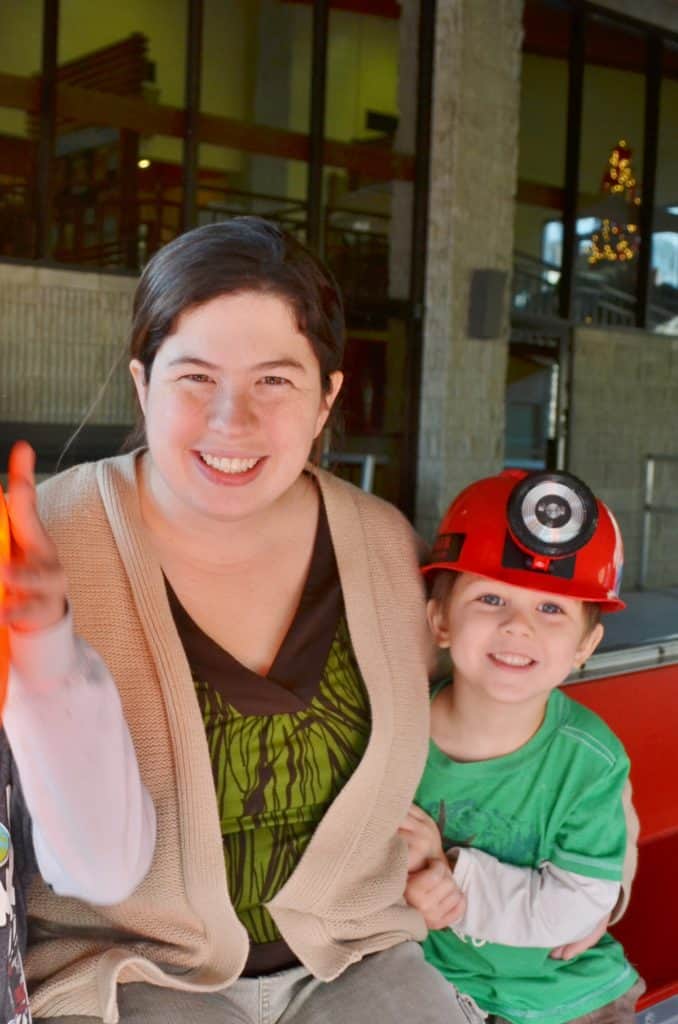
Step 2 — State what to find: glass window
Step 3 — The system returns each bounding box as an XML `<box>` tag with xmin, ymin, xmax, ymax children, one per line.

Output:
<box><xmin>574</xmin><ymin>15</ymin><xmax>646</xmax><ymax>327</ymax></box>
<box><xmin>649</xmin><ymin>42</ymin><xmax>678</xmax><ymax>335</ymax></box>
<box><xmin>322</xmin><ymin>0</ymin><xmax>418</xmax><ymax>506</ymax></box>
<box><xmin>0</xmin><ymin>0</ymin><xmax>42</xmax><ymax>259</ymax></box>
<box><xmin>513</xmin><ymin>0</ymin><xmax>571</xmax><ymax>319</ymax></box>
<box><xmin>199</xmin><ymin>0</ymin><xmax>311</xmax><ymax>241</ymax></box>
<box><xmin>48</xmin><ymin>0</ymin><xmax>187</xmax><ymax>268</ymax></box>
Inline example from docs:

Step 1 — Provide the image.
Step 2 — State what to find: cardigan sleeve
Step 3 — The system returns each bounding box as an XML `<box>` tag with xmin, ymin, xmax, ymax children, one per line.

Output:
<box><xmin>6</xmin><ymin>611</ymin><xmax>156</xmax><ymax>905</ymax></box>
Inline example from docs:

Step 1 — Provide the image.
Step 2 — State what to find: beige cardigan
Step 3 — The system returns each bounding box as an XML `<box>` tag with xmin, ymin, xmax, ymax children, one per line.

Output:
<box><xmin>28</xmin><ymin>454</ymin><xmax>433</xmax><ymax>1022</ymax></box>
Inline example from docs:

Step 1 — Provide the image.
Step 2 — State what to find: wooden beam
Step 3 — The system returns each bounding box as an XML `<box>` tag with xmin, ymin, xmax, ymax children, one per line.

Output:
<box><xmin>282</xmin><ymin>0</ymin><xmax>400</xmax><ymax>18</ymax></box>
<box><xmin>516</xmin><ymin>179</ymin><xmax>565</xmax><ymax>210</ymax></box>
<box><xmin>0</xmin><ymin>72</ymin><xmax>415</xmax><ymax>182</ymax></box>
<box><xmin>0</xmin><ymin>72</ymin><xmax>40</xmax><ymax>111</ymax></box>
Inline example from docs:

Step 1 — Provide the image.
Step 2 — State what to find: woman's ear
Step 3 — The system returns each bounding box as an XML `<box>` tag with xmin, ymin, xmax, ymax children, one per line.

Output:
<box><xmin>573</xmin><ymin>621</ymin><xmax>604</xmax><ymax>669</ymax></box>
<box><xmin>427</xmin><ymin>597</ymin><xmax>451</xmax><ymax>649</ymax></box>
<box><xmin>314</xmin><ymin>371</ymin><xmax>343</xmax><ymax>438</ymax></box>
<box><xmin>129</xmin><ymin>359</ymin><xmax>148</xmax><ymax>415</ymax></box>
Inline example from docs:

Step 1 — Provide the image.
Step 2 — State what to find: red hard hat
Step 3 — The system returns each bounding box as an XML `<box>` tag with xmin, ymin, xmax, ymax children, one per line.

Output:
<box><xmin>423</xmin><ymin>469</ymin><xmax>625</xmax><ymax>612</ymax></box>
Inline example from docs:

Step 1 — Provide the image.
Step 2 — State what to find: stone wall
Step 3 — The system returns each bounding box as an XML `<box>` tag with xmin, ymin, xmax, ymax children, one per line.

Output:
<box><xmin>0</xmin><ymin>263</ymin><xmax>136</xmax><ymax>425</ymax></box>
<box><xmin>569</xmin><ymin>326</ymin><xmax>678</xmax><ymax>589</ymax></box>
<box><xmin>415</xmin><ymin>0</ymin><xmax>523</xmax><ymax>540</ymax></box>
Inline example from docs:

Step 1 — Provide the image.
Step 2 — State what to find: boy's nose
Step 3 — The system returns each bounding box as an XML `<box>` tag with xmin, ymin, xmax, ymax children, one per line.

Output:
<box><xmin>501</xmin><ymin>610</ymin><xmax>534</xmax><ymax>636</ymax></box>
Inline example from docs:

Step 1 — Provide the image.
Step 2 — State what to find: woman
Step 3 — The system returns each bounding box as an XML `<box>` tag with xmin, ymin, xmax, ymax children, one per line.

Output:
<box><xmin>27</xmin><ymin>218</ymin><xmax>475</xmax><ymax>1024</ymax></box>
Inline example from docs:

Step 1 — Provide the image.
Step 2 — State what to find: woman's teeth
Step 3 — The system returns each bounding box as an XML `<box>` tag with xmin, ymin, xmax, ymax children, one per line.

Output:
<box><xmin>200</xmin><ymin>453</ymin><xmax>260</xmax><ymax>474</ymax></box>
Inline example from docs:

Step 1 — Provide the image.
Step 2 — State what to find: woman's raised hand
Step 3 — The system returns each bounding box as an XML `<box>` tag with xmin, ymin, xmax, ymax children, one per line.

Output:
<box><xmin>0</xmin><ymin>442</ymin><xmax>67</xmax><ymax>632</ymax></box>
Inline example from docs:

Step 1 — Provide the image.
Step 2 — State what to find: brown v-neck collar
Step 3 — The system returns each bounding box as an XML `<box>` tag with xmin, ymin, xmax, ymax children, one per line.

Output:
<box><xmin>167</xmin><ymin>498</ymin><xmax>343</xmax><ymax>716</ymax></box>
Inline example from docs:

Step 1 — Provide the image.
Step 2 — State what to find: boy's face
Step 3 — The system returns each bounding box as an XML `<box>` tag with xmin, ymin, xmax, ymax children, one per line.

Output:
<box><xmin>427</xmin><ymin>572</ymin><xmax>604</xmax><ymax>709</ymax></box>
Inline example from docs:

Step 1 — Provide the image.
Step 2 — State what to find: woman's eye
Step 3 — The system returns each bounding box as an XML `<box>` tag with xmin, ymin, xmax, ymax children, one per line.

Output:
<box><xmin>260</xmin><ymin>375</ymin><xmax>290</xmax><ymax>387</ymax></box>
<box><xmin>479</xmin><ymin>594</ymin><xmax>504</xmax><ymax>606</ymax></box>
<box><xmin>539</xmin><ymin>602</ymin><xmax>563</xmax><ymax>615</ymax></box>
<box><xmin>182</xmin><ymin>373</ymin><xmax>212</xmax><ymax>384</ymax></box>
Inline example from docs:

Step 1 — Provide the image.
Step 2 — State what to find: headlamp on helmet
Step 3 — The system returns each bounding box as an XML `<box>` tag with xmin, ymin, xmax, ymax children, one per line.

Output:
<box><xmin>423</xmin><ymin>470</ymin><xmax>624</xmax><ymax>612</ymax></box>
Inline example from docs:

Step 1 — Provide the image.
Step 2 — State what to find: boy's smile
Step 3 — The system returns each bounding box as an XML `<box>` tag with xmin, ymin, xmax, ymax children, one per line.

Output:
<box><xmin>428</xmin><ymin>572</ymin><xmax>604</xmax><ymax>712</ymax></box>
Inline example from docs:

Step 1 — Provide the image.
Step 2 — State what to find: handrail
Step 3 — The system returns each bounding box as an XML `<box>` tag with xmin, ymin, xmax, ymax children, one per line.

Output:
<box><xmin>321</xmin><ymin>451</ymin><xmax>388</xmax><ymax>493</ymax></box>
<box><xmin>639</xmin><ymin>453</ymin><xmax>678</xmax><ymax>589</ymax></box>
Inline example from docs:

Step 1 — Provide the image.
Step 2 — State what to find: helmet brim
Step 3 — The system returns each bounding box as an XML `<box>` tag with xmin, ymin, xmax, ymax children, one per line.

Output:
<box><xmin>421</xmin><ymin>561</ymin><xmax>626</xmax><ymax>613</ymax></box>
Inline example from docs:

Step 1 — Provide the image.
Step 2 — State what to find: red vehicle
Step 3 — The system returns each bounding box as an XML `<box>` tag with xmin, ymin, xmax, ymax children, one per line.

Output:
<box><xmin>568</xmin><ymin>607</ymin><xmax>678</xmax><ymax>1023</ymax></box>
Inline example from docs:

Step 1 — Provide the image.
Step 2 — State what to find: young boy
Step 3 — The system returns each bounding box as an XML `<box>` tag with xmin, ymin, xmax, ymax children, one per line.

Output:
<box><xmin>400</xmin><ymin>469</ymin><xmax>643</xmax><ymax>1024</ymax></box>
<box><xmin>0</xmin><ymin>444</ymin><xmax>156</xmax><ymax>1023</ymax></box>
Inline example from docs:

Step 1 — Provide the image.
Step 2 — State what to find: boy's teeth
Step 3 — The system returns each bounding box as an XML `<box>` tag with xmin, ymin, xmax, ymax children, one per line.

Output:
<box><xmin>493</xmin><ymin>653</ymin><xmax>533</xmax><ymax>667</ymax></box>
<box><xmin>200</xmin><ymin>453</ymin><xmax>259</xmax><ymax>474</ymax></box>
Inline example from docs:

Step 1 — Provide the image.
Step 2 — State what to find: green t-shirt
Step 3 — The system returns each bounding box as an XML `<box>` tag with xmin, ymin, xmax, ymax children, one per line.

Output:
<box><xmin>415</xmin><ymin>686</ymin><xmax>638</xmax><ymax>1024</ymax></box>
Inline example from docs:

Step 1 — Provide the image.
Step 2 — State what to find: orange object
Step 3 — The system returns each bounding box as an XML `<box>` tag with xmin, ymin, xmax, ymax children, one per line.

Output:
<box><xmin>0</xmin><ymin>487</ymin><xmax>9</xmax><ymax>716</ymax></box>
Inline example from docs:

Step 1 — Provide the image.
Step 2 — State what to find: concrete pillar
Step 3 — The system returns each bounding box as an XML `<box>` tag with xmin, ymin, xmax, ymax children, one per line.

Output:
<box><xmin>415</xmin><ymin>0</ymin><xmax>523</xmax><ymax>539</ymax></box>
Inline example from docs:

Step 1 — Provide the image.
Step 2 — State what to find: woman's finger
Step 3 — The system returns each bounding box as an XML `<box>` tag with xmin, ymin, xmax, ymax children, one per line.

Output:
<box><xmin>407</xmin><ymin>859</ymin><xmax>448</xmax><ymax>897</ymax></box>
<box><xmin>6</xmin><ymin>442</ymin><xmax>52</xmax><ymax>557</ymax></box>
<box><xmin>0</xmin><ymin>597</ymin><xmax>44</xmax><ymax>627</ymax></box>
<box><xmin>0</xmin><ymin>561</ymin><xmax>66</xmax><ymax>595</ymax></box>
<box><xmin>0</xmin><ymin>591</ymin><xmax>66</xmax><ymax>630</ymax></box>
<box><xmin>406</xmin><ymin>804</ymin><xmax>435</xmax><ymax>823</ymax></box>
<box><xmin>439</xmin><ymin>891</ymin><xmax>467</xmax><ymax>927</ymax></box>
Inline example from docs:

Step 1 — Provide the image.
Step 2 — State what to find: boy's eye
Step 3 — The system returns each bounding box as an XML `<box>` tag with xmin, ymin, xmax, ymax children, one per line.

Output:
<box><xmin>260</xmin><ymin>375</ymin><xmax>290</xmax><ymax>386</ymax></box>
<box><xmin>478</xmin><ymin>593</ymin><xmax>504</xmax><ymax>606</ymax></box>
<box><xmin>538</xmin><ymin>601</ymin><xmax>564</xmax><ymax>615</ymax></box>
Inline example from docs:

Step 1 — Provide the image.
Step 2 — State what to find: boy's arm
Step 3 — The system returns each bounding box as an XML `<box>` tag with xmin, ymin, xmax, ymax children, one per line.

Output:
<box><xmin>611</xmin><ymin>777</ymin><xmax>638</xmax><ymax>923</ymax></box>
<box><xmin>447</xmin><ymin>752</ymin><xmax>630</xmax><ymax>947</ymax></box>
<box><xmin>5</xmin><ymin>612</ymin><xmax>156</xmax><ymax>905</ymax></box>
<box><xmin>449</xmin><ymin>848</ymin><xmax>619</xmax><ymax>946</ymax></box>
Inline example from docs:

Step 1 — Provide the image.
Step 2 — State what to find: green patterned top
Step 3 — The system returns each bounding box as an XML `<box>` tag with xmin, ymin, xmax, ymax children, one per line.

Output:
<box><xmin>167</xmin><ymin>500</ymin><xmax>371</xmax><ymax>969</ymax></box>
<box><xmin>196</xmin><ymin>615</ymin><xmax>369</xmax><ymax>945</ymax></box>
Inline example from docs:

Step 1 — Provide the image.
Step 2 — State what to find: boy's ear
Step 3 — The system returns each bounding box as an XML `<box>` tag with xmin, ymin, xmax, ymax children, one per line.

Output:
<box><xmin>573</xmin><ymin>622</ymin><xmax>604</xmax><ymax>669</ymax></box>
<box><xmin>427</xmin><ymin>598</ymin><xmax>451</xmax><ymax>649</ymax></box>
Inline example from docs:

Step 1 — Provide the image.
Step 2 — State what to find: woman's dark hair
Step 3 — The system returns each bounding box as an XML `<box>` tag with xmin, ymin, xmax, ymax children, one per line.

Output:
<box><xmin>130</xmin><ymin>217</ymin><xmax>345</xmax><ymax>389</ymax></box>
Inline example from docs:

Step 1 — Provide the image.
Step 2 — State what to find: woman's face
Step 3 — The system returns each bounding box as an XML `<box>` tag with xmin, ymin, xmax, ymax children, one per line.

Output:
<box><xmin>130</xmin><ymin>291</ymin><xmax>342</xmax><ymax>524</ymax></box>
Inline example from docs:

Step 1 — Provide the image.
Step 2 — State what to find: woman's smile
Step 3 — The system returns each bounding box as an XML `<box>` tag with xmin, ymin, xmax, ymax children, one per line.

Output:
<box><xmin>194</xmin><ymin>451</ymin><xmax>266</xmax><ymax>486</ymax></box>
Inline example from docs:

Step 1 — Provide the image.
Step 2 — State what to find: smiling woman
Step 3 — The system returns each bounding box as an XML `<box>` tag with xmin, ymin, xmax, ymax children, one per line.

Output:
<box><xmin>129</xmin><ymin>291</ymin><xmax>342</xmax><ymax>533</ymax></box>
<box><xmin>23</xmin><ymin>218</ymin><xmax>476</xmax><ymax>1024</ymax></box>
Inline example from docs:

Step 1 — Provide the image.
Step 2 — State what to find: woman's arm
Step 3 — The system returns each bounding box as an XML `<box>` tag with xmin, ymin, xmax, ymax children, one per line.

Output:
<box><xmin>6</xmin><ymin>613</ymin><xmax>156</xmax><ymax>905</ymax></box>
<box><xmin>1</xmin><ymin>442</ymin><xmax>155</xmax><ymax>905</ymax></box>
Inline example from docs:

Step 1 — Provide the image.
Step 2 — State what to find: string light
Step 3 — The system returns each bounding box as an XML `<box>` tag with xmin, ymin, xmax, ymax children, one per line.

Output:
<box><xmin>588</xmin><ymin>140</ymin><xmax>640</xmax><ymax>265</ymax></box>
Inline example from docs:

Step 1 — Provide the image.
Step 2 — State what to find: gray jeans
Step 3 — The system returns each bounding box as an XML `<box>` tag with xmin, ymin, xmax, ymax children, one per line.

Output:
<box><xmin>35</xmin><ymin>941</ymin><xmax>474</xmax><ymax>1024</ymax></box>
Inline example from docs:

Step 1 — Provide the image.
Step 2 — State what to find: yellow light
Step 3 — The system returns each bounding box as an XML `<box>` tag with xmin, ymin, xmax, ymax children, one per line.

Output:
<box><xmin>138</xmin><ymin>158</ymin><xmax>151</xmax><ymax>169</ymax></box>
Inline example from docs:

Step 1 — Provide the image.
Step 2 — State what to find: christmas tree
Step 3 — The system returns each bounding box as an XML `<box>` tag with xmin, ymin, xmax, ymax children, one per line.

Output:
<box><xmin>588</xmin><ymin>140</ymin><xmax>641</xmax><ymax>265</ymax></box>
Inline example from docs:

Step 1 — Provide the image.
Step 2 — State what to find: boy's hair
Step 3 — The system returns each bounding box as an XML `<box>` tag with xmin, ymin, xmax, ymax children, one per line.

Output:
<box><xmin>428</xmin><ymin>570</ymin><xmax>602</xmax><ymax>635</ymax></box>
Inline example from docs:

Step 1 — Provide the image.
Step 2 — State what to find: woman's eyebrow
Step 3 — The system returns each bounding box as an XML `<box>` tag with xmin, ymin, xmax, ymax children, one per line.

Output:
<box><xmin>166</xmin><ymin>355</ymin><xmax>221</xmax><ymax>369</ymax></box>
<box><xmin>166</xmin><ymin>356</ymin><xmax>308</xmax><ymax>372</ymax></box>
<box><xmin>253</xmin><ymin>358</ymin><xmax>307</xmax><ymax>372</ymax></box>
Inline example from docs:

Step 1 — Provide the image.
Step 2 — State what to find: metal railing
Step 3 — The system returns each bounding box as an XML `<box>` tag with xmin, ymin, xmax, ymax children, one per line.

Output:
<box><xmin>321</xmin><ymin>451</ymin><xmax>388</xmax><ymax>493</ymax></box>
<box><xmin>639</xmin><ymin>453</ymin><xmax>678</xmax><ymax>589</ymax></box>
<box><xmin>511</xmin><ymin>250</ymin><xmax>678</xmax><ymax>332</ymax></box>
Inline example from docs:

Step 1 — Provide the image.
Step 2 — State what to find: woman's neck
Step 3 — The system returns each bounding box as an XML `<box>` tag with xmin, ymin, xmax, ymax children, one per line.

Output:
<box><xmin>430</xmin><ymin>680</ymin><xmax>548</xmax><ymax>763</ymax></box>
<box><xmin>136</xmin><ymin>454</ymin><xmax>318</xmax><ymax>573</ymax></box>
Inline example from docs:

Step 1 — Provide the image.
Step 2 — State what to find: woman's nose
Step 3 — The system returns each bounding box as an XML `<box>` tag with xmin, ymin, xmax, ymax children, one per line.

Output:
<box><xmin>207</xmin><ymin>387</ymin><xmax>255</xmax><ymax>431</ymax></box>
